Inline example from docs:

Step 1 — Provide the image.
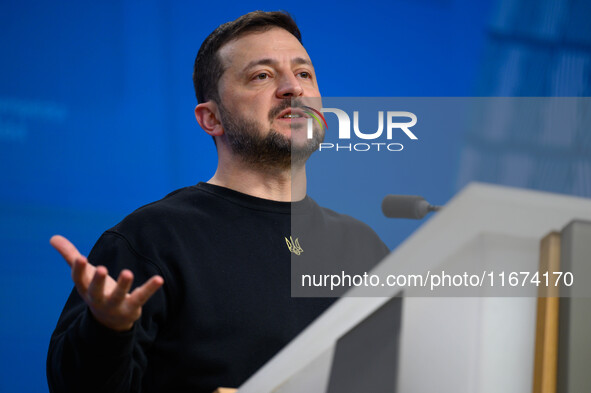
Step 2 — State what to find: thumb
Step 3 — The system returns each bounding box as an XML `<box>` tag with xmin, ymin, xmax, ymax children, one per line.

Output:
<box><xmin>50</xmin><ymin>235</ymin><xmax>84</xmax><ymax>267</ymax></box>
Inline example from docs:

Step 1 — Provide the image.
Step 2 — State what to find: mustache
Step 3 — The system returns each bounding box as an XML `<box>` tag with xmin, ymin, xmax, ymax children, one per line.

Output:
<box><xmin>268</xmin><ymin>98</ymin><xmax>306</xmax><ymax>121</ymax></box>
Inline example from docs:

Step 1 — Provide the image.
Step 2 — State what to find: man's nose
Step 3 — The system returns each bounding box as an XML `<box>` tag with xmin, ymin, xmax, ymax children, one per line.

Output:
<box><xmin>276</xmin><ymin>73</ymin><xmax>304</xmax><ymax>98</ymax></box>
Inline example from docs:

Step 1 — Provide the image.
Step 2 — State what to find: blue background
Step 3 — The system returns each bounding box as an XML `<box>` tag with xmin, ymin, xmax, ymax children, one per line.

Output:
<box><xmin>1</xmin><ymin>0</ymin><xmax>590</xmax><ymax>391</ymax></box>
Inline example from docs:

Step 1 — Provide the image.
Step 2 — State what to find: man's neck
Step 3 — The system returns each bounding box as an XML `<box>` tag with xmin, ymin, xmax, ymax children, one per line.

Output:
<box><xmin>207</xmin><ymin>161</ymin><xmax>307</xmax><ymax>202</ymax></box>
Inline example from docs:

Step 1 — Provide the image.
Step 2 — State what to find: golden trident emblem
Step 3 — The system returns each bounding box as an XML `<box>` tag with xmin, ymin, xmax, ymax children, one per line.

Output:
<box><xmin>285</xmin><ymin>236</ymin><xmax>303</xmax><ymax>255</ymax></box>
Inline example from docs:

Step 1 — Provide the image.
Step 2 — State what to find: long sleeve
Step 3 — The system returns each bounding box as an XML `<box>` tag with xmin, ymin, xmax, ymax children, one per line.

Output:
<box><xmin>47</xmin><ymin>231</ymin><xmax>168</xmax><ymax>393</ymax></box>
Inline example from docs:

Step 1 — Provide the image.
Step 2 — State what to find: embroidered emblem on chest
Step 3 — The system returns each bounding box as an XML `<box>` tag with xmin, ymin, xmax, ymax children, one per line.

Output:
<box><xmin>285</xmin><ymin>236</ymin><xmax>303</xmax><ymax>255</ymax></box>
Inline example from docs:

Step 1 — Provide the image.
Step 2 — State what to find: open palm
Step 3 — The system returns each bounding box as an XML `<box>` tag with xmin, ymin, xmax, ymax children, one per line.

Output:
<box><xmin>50</xmin><ymin>235</ymin><xmax>164</xmax><ymax>332</ymax></box>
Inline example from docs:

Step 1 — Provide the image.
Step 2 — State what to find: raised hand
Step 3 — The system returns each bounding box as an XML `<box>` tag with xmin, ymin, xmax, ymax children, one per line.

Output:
<box><xmin>50</xmin><ymin>235</ymin><xmax>164</xmax><ymax>332</ymax></box>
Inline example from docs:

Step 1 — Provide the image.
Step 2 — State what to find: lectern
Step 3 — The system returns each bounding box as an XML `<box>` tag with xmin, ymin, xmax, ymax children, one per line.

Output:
<box><xmin>236</xmin><ymin>183</ymin><xmax>591</xmax><ymax>393</ymax></box>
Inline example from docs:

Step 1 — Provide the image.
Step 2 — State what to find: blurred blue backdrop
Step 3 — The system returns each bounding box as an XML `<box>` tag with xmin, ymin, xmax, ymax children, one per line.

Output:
<box><xmin>1</xmin><ymin>0</ymin><xmax>590</xmax><ymax>391</ymax></box>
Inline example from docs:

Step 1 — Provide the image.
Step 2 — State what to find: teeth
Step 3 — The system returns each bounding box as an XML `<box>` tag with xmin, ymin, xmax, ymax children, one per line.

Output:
<box><xmin>282</xmin><ymin>114</ymin><xmax>302</xmax><ymax>118</ymax></box>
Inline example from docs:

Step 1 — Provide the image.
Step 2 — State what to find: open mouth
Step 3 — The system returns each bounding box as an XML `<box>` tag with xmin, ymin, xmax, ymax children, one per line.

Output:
<box><xmin>276</xmin><ymin>108</ymin><xmax>308</xmax><ymax>120</ymax></box>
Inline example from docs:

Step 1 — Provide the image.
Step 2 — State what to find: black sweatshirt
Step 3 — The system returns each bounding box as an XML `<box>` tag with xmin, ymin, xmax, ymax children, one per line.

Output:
<box><xmin>47</xmin><ymin>182</ymin><xmax>389</xmax><ymax>393</ymax></box>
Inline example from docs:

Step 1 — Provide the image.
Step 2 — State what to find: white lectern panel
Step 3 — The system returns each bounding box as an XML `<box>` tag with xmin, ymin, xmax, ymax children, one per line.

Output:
<box><xmin>238</xmin><ymin>183</ymin><xmax>591</xmax><ymax>393</ymax></box>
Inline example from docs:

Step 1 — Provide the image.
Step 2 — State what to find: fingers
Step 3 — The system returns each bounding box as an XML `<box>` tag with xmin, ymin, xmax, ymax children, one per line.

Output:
<box><xmin>51</xmin><ymin>233</ymin><xmax>165</xmax><ymax>330</ymax></box>
<box><xmin>129</xmin><ymin>276</ymin><xmax>164</xmax><ymax>307</ymax></box>
<box><xmin>109</xmin><ymin>269</ymin><xmax>134</xmax><ymax>305</ymax></box>
<box><xmin>87</xmin><ymin>266</ymin><xmax>108</xmax><ymax>304</ymax></box>
<box><xmin>71</xmin><ymin>256</ymin><xmax>92</xmax><ymax>291</ymax></box>
<box><xmin>50</xmin><ymin>235</ymin><xmax>83</xmax><ymax>267</ymax></box>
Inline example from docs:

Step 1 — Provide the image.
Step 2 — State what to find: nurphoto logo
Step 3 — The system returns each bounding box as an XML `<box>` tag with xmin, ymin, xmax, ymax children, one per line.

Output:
<box><xmin>306</xmin><ymin>107</ymin><xmax>418</xmax><ymax>152</ymax></box>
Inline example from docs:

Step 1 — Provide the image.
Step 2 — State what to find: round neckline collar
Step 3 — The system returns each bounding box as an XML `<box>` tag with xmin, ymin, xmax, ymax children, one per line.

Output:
<box><xmin>194</xmin><ymin>182</ymin><xmax>314</xmax><ymax>215</ymax></box>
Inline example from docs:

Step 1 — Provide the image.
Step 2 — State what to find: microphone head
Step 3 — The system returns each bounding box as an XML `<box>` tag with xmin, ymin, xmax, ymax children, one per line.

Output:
<box><xmin>382</xmin><ymin>195</ymin><xmax>430</xmax><ymax>219</ymax></box>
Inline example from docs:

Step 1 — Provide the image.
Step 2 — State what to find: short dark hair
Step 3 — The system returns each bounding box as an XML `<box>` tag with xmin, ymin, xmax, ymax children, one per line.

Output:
<box><xmin>193</xmin><ymin>11</ymin><xmax>302</xmax><ymax>104</ymax></box>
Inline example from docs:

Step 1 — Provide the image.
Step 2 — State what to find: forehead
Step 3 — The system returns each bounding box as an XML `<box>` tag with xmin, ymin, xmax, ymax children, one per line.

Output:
<box><xmin>218</xmin><ymin>27</ymin><xmax>311</xmax><ymax>71</ymax></box>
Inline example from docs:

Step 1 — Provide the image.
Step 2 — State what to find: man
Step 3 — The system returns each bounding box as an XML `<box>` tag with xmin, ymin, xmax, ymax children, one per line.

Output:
<box><xmin>48</xmin><ymin>11</ymin><xmax>389</xmax><ymax>393</ymax></box>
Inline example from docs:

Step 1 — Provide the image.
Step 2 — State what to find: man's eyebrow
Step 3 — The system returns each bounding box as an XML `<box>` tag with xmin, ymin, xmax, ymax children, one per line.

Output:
<box><xmin>242</xmin><ymin>58</ymin><xmax>277</xmax><ymax>72</ymax></box>
<box><xmin>242</xmin><ymin>57</ymin><xmax>313</xmax><ymax>72</ymax></box>
<box><xmin>292</xmin><ymin>57</ymin><xmax>312</xmax><ymax>67</ymax></box>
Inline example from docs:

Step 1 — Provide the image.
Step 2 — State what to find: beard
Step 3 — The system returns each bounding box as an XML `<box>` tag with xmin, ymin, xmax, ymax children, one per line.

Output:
<box><xmin>217</xmin><ymin>99</ymin><xmax>324</xmax><ymax>170</ymax></box>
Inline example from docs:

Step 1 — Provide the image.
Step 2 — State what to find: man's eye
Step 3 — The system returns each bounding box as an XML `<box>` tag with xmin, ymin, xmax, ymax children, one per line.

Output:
<box><xmin>255</xmin><ymin>73</ymin><xmax>268</xmax><ymax>80</ymax></box>
<box><xmin>299</xmin><ymin>72</ymin><xmax>311</xmax><ymax>79</ymax></box>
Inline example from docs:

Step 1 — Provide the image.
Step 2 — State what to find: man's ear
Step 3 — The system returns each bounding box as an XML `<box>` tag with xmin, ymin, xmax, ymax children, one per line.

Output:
<box><xmin>195</xmin><ymin>101</ymin><xmax>224</xmax><ymax>137</ymax></box>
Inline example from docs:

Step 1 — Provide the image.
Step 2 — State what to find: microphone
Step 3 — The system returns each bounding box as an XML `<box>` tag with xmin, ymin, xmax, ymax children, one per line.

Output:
<box><xmin>381</xmin><ymin>195</ymin><xmax>441</xmax><ymax>219</ymax></box>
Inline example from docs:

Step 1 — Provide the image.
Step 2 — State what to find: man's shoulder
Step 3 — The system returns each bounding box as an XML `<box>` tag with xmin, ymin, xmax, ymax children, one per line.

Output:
<box><xmin>310</xmin><ymin>200</ymin><xmax>378</xmax><ymax>236</ymax></box>
<box><xmin>89</xmin><ymin>185</ymin><xmax>219</xmax><ymax>268</ymax></box>
<box><xmin>303</xmin><ymin>198</ymin><xmax>388</xmax><ymax>252</ymax></box>
<box><xmin>297</xmin><ymin>198</ymin><xmax>390</xmax><ymax>275</ymax></box>
<box><xmin>105</xmin><ymin>184</ymin><xmax>221</xmax><ymax>243</ymax></box>
<box><xmin>115</xmin><ymin>186</ymin><xmax>200</xmax><ymax>226</ymax></box>
<box><xmin>316</xmin><ymin>204</ymin><xmax>363</xmax><ymax>224</ymax></box>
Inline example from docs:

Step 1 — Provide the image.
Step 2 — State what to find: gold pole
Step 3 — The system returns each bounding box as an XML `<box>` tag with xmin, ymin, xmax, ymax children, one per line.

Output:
<box><xmin>532</xmin><ymin>232</ymin><xmax>561</xmax><ymax>393</ymax></box>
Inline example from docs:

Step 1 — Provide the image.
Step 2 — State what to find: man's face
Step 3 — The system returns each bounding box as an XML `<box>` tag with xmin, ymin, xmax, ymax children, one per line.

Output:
<box><xmin>216</xmin><ymin>27</ymin><xmax>323</xmax><ymax>169</ymax></box>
